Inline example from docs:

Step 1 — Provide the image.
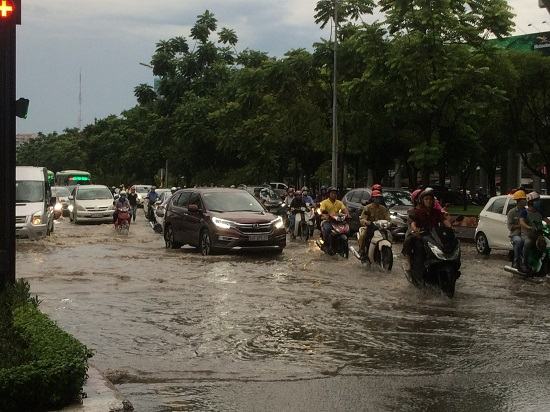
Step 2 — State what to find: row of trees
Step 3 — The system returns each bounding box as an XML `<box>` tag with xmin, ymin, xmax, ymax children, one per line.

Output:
<box><xmin>17</xmin><ymin>1</ymin><xmax>550</xmax><ymax>193</ymax></box>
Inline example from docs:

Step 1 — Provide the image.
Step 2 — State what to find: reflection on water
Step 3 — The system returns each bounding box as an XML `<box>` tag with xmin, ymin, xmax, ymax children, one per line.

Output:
<box><xmin>15</xmin><ymin>217</ymin><xmax>550</xmax><ymax>410</ymax></box>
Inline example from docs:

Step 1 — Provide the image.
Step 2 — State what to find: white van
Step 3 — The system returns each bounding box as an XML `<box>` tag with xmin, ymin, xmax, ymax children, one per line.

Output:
<box><xmin>16</xmin><ymin>166</ymin><xmax>55</xmax><ymax>239</ymax></box>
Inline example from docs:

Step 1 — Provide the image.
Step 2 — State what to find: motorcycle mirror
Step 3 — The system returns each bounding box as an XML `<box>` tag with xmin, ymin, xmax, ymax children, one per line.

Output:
<box><xmin>361</xmin><ymin>200</ymin><xmax>368</xmax><ymax>206</ymax></box>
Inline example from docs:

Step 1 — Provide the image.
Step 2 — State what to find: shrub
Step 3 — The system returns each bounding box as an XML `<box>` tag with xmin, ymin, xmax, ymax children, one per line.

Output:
<box><xmin>0</xmin><ymin>281</ymin><xmax>92</xmax><ymax>411</ymax></box>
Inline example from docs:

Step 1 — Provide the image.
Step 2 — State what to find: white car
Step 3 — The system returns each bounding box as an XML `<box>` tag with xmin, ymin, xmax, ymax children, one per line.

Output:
<box><xmin>68</xmin><ymin>185</ymin><xmax>115</xmax><ymax>224</ymax></box>
<box><xmin>475</xmin><ymin>194</ymin><xmax>550</xmax><ymax>255</ymax></box>
<box><xmin>132</xmin><ymin>185</ymin><xmax>151</xmax><ymax>207</ymax></box>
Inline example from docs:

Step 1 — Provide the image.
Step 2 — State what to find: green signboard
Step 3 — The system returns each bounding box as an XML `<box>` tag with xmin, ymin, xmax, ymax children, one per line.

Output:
<box><xmin>490</xmin><ymin>31</ymin><xmax>550</xmax><ymax>56</ymax></box>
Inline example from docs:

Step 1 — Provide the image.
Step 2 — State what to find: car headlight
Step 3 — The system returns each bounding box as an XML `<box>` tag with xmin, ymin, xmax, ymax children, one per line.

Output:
<box><xmin>212</xmin><ymin>217</ymin><xmax>232</xmax><ymax>229</ymax></box>
<box><xmin>31</xmin><ymin>211</ymin><xmax>42</xmax><ymax>225</ymax></box>
<box><xmin>54</xmin><ymin>203</ymin><xmax>63</xmax><ymax>212</ymax></box>
<box><xmin>273</xmin><ymin>216</ymin><xmax>284</xmax><ymax>229</ymax></box>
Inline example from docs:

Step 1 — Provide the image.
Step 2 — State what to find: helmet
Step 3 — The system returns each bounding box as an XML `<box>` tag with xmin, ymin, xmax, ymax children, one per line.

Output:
<box><xmin>411</xmin><ymin>189</ymin><xmax>423</xmax><ymax>204</ymax></box>
<box><xmin>320</xmin><ymin>185</ymin><xmax>327</xmax><ymax>191</ymax></box>
<box><xmin>328</xmin><ymin>186</ymin><xmax>338</xmax><ymax>193</ymax></box>
<box><xmin>512</xmin><ymin>190</ymin><xmax>527</xmax><ymax>200</ymax></box>
<box><xmin>301</xmin><ymin>186</ymin><xmax>309</xmax><ymax>192</ymax></box>
<box><xmin>527</xmin><ymin>191</ymin><xmax>540</xmax><ymax>202</ymax></box>
<box><xmin>171</xmin><ymin>186</ymin><xmax>177</xmax><ymax>193</ymax></box>
<box><xmin>120</xmin><ymin>191</ymin><xmax>127</xmax><ymax>197</ymax></box>
<box><xmin>371</xmin><ymin>184</ymin><xmax>382</xmax><ymax>191</ymax></box>
<box><xmin>151</xmin><ymin>186</ymin><xmax>156</xmax><ymax>190</ymax></box>
<box><xmin>295</xmin><ymin>190</ymin><xmax>302</xmax><ymax>196</ymax></box>
<box><xmin>371</xmin><ymin>190</ymin><xmax>382</xmax><ymax>197</ymax></box>
<box><xmin>419</xmin><ymin>188</ymin><xmax>435</xmax><ymax>201</ymax></box>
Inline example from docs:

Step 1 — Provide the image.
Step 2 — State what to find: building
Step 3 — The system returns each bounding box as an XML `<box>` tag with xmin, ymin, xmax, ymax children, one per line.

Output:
<box><xmin>16</xmin><ymin>133</ymin><xmax>38</xmax><ymax>148</ymax></box>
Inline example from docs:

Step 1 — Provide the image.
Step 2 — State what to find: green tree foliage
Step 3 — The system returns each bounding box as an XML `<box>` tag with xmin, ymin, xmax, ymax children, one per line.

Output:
<box><xmin>16</xmin><ymin>6</ymin><xmax>548</xmax><ymax>192</ymax></box>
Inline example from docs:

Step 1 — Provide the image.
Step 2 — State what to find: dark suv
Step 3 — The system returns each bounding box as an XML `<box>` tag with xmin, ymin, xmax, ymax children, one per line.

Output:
<box><xmin>163</xmin><ymin>188</ymin><xmax>286</xmax><ymax>255</ymax></box>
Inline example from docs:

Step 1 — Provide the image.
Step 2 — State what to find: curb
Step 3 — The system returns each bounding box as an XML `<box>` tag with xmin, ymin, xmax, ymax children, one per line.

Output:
<box><xmin>54</xmin><ymin>365</ymin><xmax>133</xmax><ymax>412</ymax></box>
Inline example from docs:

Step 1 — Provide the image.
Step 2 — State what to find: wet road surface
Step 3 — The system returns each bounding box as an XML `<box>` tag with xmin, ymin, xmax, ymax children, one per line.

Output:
<box><xmin>16</xmin><ymin>212</ymin><xmax>550</xmax><ymax>411</ymax></box>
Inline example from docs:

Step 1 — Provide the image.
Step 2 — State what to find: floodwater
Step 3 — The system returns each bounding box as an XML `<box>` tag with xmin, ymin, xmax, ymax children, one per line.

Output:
<box><xmin>16</xmin><ymin>211</ymin><xmax>550</xmax><ymax>411</ymax></box>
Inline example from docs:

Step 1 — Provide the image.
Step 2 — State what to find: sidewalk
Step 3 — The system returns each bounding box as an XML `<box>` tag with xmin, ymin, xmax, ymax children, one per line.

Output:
<box><xmin>55</xmin><ymin>366</ymin><xmax>133</xmax><ymax>412</ymax></box>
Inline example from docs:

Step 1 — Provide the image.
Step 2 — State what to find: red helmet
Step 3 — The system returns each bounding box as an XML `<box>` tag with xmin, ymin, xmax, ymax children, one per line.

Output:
<box><xmin>371</xmin><ymin>184</ymin><xmax>382</xmax><ymax>191</ymax></box>
<box><xmin>411</xmin><ymin>189</ymin><xmax>423</xmax><ymax>204</ymax></box>
<box><xmin>371</xmin><ymin>190</ymin><xmax>382</xmax><ymax>197</ymax></box>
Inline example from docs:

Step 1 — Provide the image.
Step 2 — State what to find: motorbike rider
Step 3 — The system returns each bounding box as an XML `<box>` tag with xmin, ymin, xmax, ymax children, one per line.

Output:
<box><xmin>113</xmin><ymin>191</ymin><xmax>131</xmax><ymax>224</ymax></box>
<box><xmin>301</xmin><ymin>187</ymin><xmax>314</xmax><ymax>205</ymax></box>
<box><xmin>128</xmin><ymin>186</ymin><xmax>139</xmax><ymax>222</ymax></box>
<box><xmin>319</xmin><ymin>187</ymin><xmax>348</xmax><ymax>253</ymax></box>
<box><xmin>146</xmin><ymin>186</ymin><xmax>159</xmax><ymax>221</ymax></box>
<box><xmin>358</xmin><ymin>190</ymin><xmax>390</xmax><ymax>259</ymax></box>
<box><xmin>285</xmin><ymin>187</ymin><xmax>296</xmax><ymax>233</ymax></box>
<box><xmin>507</xmin><ymin>190</ymin><xmax>527</xmax><ymax>269</ymax></box>
<box><xmin>315</xmin><ymin>186</ymin><xmax>328</xmax><ymax>204</ymax></box>
<box><xmin>520</xmin><ymin>191</ymin><xmax>550</xmax><ymax>272</ymax></box>
<box><xmin>402</xmin><ymin>188</ymin><xmax>451</xmax><ymax>274</ymax></box>
<box><xmin>289</xmin><ymin>190</ymin><xmax>309</xmax><ymax>239</ymax></box>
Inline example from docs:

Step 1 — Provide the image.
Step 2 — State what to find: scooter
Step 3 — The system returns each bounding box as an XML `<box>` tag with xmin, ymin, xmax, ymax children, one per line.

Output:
<box><xmin>316</xmin><ymin>213</ymin><xmax>350</xmax><ymax>258</ymax></box>
<box><xmin>115</xmin><ymin>207</ymin><xmax>131</xmax><ymax>234</ymax></box>
<box><xmin>504</xmin><ymin>223</ymin><xmax>550</xmax><ymax>278</ymax></box>
<box><xmin>405</xmin><ymin>226</ymin><xmax>461</xmax><ymax>298</ymax></box>
<box><xmin>351</xmin><ymin>220</ymin><xmax>393</xmax><ymax>271</ymax></box>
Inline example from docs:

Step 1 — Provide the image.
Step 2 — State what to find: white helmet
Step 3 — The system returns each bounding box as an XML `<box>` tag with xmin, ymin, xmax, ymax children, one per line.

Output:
<box><xmin>527</xmin><ymin>191</ymin><xmax>540</xmax><ymax>202</ymax></box>
<box><xmin>120</xmin><ymin>191</ymin><xmax>127</xmax><ymax>197</ymax></box>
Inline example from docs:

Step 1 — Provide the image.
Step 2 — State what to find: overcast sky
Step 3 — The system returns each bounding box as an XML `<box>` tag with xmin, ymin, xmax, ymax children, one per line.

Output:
<box><xmin>15</xmin><ymin>0</ymin><xmax>550</xmax><ymax>134</ymax></box>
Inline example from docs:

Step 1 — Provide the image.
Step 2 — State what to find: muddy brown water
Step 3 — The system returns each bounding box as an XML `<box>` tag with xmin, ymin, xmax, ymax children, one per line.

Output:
<box><xmin>16</xmin><ymin>212</ymin><xmax>550</xmax><ymax>411</ymax></box>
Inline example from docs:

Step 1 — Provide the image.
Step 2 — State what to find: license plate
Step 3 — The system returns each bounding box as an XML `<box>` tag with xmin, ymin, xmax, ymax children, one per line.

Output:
<box><xmin>249</xmin><ymin>234</ymin><xmax>269</xmax><ymax>241</ymax></box>
<box><xmin>93</xmin><ymin>213</ymin><xmax>102</xmax><ymax>218</ymax></box>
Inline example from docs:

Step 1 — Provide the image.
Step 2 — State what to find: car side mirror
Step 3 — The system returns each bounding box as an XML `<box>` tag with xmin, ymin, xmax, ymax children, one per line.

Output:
<box><xmin>188</xmin><ymin>204</ymin><xmax>199</xmax><ymax>213</ymax></box>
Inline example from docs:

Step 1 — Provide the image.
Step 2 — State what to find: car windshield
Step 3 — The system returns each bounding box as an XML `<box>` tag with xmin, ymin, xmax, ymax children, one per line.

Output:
<box><xmin>76</xmin><ymin>188</ymin><xmax>113</xmax><ymax>200</ymax></box>
<box><xmin>16</xmin><ymin>181</ymin><xmax>44</xmax><ymax>203</ymax></box>
<box><xmin>52</xmin><ymin>186</ymin><xmax>71</xmax><ymax>197</ymax></box>
<box><xmin>203</xmin><ymin>192</ymin><xmax>264</xmax><ymax>212</ymax></box>
<box><xmin>383</xmin><ymin>191</ymin><xmax>413</xmax><ymax>206</ymax></box>
<box><xmin>135</xmin><ymin>186</ymin><xmax>149</xmax><ymax>194</ymax></box>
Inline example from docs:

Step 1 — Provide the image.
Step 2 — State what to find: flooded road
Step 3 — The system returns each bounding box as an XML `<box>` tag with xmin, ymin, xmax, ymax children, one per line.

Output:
<box><xmin>16</xmin><ymin>212</ymin><xmax>550</xmax><ymax>411</ymax></box>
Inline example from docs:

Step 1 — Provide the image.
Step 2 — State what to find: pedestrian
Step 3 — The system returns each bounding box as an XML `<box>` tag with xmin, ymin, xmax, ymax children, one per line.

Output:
<box><xmin>128</xmin><ymin>186</ymin><xmax>139</xmax><ymax>222</ymax></box>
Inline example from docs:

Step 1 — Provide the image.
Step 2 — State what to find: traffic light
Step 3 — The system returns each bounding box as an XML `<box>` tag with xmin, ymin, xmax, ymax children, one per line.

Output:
<box><xmin>0</xmin><ymin>0</ymin><xmax>19</xmax><ymax>25</ymax></box>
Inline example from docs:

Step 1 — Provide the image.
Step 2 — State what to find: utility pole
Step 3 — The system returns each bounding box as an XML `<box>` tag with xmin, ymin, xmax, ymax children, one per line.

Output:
<box><xmin>331</xmin><ymin>0</ymin><xmax>339</xmax><ymax>188</ymax></box>
<box><xmin>78</xmin><ymin>69</ymin><xmax>82</xmax><ymax>129</ymax></box>
<box><xmin>0</xmin><ymin>0</ymin><xmax>20</xmax><ymax>288</ymax></box>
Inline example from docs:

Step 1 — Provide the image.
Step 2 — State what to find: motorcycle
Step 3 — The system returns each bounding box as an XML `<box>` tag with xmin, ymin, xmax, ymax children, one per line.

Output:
<box><xmin>351</xmin><ymin>220</ymin><xmax>393</xmax><ymax>271</ymax></box>
<box><xmin>293</xmin><ymin>205</ymin><xmax>315</xmax><ymax>241</ymax></box>
<box><xmin>504</xmin><ymin>222</ymin><xmax>550</xmax><ymax>278</ymax></box>
<box><xmin>316</xmin><ymin>213</ymin><xmax>350</xmax><ymax>258</ymax></box>
<box><xmin>115</xmin><ymin>207</ymin><xmax>131</xmax><ymax>234</ymax></box>
<box><xmin>389</xmin><ymin>211</ymin><xmax>408</xmax><ymax>240</ymax></box>
<box><xmin>405</xmin><ymin>226</ymin><xmax>461</xmax><ymax>298</ymax></box>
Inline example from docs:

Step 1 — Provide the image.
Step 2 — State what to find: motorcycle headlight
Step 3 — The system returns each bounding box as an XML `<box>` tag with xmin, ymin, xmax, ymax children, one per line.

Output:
<box><xmin>272</xmin><ymin>216</ymin><xmax>284</xmax><ymax>229</ymax></box>
<box><xmin>31</xmin><ymin>211</ymin><xmax>43</xmax><ymax>225</ymax></box>
<box><xmin>212</xmin><ymin>217</ymin><xmax>232</xmax><ymax>229</ymax></box>
<box><xmin>68</xmin><ymin>204</ymin><xmax>74</xmax><ymax>212</ymax></box>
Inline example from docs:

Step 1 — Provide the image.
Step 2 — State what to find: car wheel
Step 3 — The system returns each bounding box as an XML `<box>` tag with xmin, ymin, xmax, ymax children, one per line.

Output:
<box><xmin>164</xmin><ymin>225</ymin><xmax>182</xmax><ymax>249</ymax></box>
<box><xmin>200</xmin><ymin>229</ymin><xmax>214</xmax><ymax>256</ymax></box>
<box><xmin>475</xmin><ymin>232</ymin><xmax>491</xmax><ymax>255</ymax></box>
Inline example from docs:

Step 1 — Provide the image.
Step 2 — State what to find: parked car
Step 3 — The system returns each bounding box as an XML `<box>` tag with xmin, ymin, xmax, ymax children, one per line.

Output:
<box><xmin>163</xmin><ymin>188</ymin><xmax>286</xmax><ymax>255</ymax></box>
<box><xmin>475</xmin><ymin>194</ymin><xmax>550</xmax><ymax>255</ymax></box>
<box><xmin>342</xmin><ymin>188</ymin><xmax>412</xmax><ymax>236</ymax></box>
<box><xmin>68</xmin><ymin>185</ymin><xmax>114</xmax><ymax>224</ymax></box>
<box><xmin>16</xmin><ymin>166</ymin><xmax>56</xmax><ymax>239</ymax></box>
<box><xmin>51</xmin><ymin>186</ymin><xmax>71</xmax><ymax>217</ymax></box>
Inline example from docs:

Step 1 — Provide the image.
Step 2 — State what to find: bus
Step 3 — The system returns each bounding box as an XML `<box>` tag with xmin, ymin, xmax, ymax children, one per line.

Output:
<box><xmin>55</xmin><ymin>170</ymin><xmax>92</xmax><ymax>187</ymax></box>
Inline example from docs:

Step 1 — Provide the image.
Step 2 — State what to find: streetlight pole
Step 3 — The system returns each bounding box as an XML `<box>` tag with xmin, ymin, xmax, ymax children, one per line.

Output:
<box><xmin>331</xmin><ymin>0</ymin><xmax>339</xmax><ymax>189</ymax></box>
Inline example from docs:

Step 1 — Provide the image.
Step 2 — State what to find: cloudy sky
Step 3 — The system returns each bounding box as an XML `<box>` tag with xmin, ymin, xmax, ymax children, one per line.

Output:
<box><xmin>15</xmin><ymin>0</ymin><xmax>549</xmax><ymax>134</ymax></box>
